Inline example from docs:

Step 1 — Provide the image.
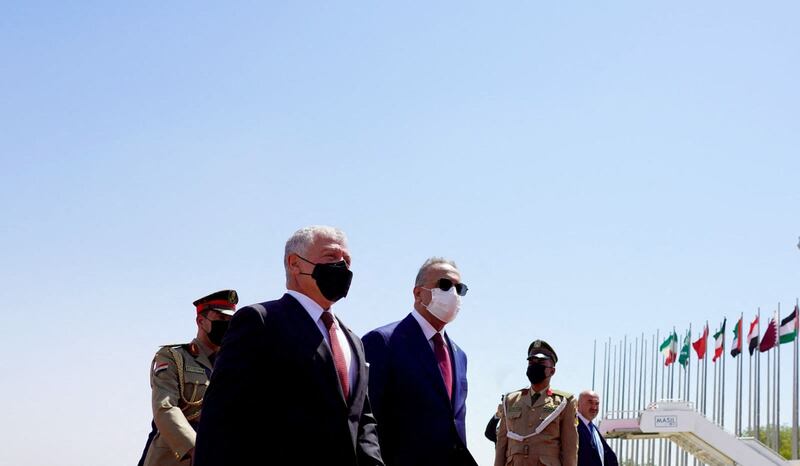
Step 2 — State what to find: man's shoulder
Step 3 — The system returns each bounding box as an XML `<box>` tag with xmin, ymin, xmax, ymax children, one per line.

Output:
<box><xmin>548</xmin><ymin>388</ymin><xmax>574</xmax><ymax>402</ymax></box>
<box><xmin>503</xmin><ymin>387</ymin><xmax>530</xmax><ymax>403</ymax></box>
<box><xmin>237</xmin><ymin>295</ymin><xmax>296</xmax><ymax>319</ymax></box>
<box><xmin>364</xmin><ymin>314</ymin><xmax>411</xmax><ymax>340</ymax></box>
<box><xmin>155</xmin><ymin>343</ymin><xmax>189</xmax><ymax>357</ymax></box>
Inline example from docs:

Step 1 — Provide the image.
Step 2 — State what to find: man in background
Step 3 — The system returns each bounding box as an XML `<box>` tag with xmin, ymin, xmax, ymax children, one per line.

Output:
<box><xmin>577</xmin><ymin>390</ymin><xmax>618</xmax><ymax>466</ymax></box>
<box><xmin>138</xmin><ymin>289</ymin><xmax>238</xmax><ymax>466</ymax></box>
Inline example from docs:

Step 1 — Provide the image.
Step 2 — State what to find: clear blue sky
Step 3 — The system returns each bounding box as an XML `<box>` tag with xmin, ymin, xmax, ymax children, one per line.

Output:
<box><xmin>2</xmin><ymin>2</ymin><xmax>799</xmax><ymax>465</ymax></box>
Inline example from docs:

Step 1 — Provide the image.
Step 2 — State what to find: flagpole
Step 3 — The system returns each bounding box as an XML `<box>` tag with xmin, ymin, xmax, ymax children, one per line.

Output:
<box><xmin>704</xmin><ymin>321</ymin><xmax>709</xmax><ymax>415</ymax></box>
<box><xmin>735</xmin><ymin>321</ymin><xmax>740</xmax><ymax>436</ymax></box>
<box><xmin>757</xmin><ymin>307</ymin><xmax>761</xmax><ymax>442</ymax></box>
<box><xmin>794</xmin><ymin>299</ymin><xmax>799</xmax><ymax>460</ymax></box>
<box><xmin>629</xmin><ymin>337</ymin><xmax>639</xmax><ymax>463</ymax></box>
<box><xmin>776</xmin><ymin>304</ymin><xmax>781</xmax><ymax>452</ymax></box>
<box><xmin>688</xmin><ymin>325</ymin><xmax>692</xmax><ymax>403</ymax></box>
<box><xmin>749</xmin><ymin>329</ymin><xmax>753</xmax><ymax>434</ymax></box>
<box><xmin>767</xmin><ymin>347</ymin><xmax>772</xmax><ymax>448</ymax></box>
<box><xmin>651</xmin><ymin>331</ymin><xmax>657</xmax><ymax>466</ymax></box>
<box><xmin>722</xmin><ymin>319</ymin><xmax>727</xmax><ymax>429</ymax></box>
<box><xmin>639</xmin><ymin>334</ymin><xmax>646</xmax><ymax>466</ymax></box>
<box><xmin>739</xmin><ymin>312</ymin><xmax>744</xmax><ymax>436</ymax></box>
<box><xmin>713</xmin><ymin>342</ymin><xmax>718</xmax><ymax>423</ymax></box>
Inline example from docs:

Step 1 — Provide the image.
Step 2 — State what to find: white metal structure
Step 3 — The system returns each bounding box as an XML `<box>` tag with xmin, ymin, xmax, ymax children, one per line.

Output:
<box><xmin>598</xmin><ymin>400</ymin><xmax>798</xmax><ymax>466</ymax></box>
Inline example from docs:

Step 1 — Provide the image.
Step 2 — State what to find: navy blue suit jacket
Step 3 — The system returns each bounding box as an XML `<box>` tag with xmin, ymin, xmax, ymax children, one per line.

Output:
<box><xmin>363</xmin><ymin>313</ymin><xmax>477</xmax><ymax>466</ymax></box>
<box><xmin>577</xmin><ymin>420</ymin><xmax>618</xmax><ymax>466</ymax></box>
<box><xmin>194</xmin><ymin>294</ymin><xmax>383</xmax><ymax>466</ymax></box>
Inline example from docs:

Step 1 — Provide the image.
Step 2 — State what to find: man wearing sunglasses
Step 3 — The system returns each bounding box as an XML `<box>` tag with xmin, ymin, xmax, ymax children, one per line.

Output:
<box><xmin>363</xmin><ymin>257</ymin><xmax>478</xmax><ymax>466</ymax></box>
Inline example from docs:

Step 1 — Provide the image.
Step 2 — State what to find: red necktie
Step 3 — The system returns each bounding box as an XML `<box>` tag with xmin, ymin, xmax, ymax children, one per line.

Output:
<box><xmin>432</xmin><ymin>332</ymin><xmax>453</xmax><ymax>399</ymax></box>
<box><xmin>321</xmin><ymin>311</ymin><xmax>350</xmax><ymax>400</ymax></box>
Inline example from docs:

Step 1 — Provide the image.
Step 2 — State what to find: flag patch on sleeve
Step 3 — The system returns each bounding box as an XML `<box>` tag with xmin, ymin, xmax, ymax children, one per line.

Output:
<box><xmin>153</xmin><ymin>361</ymin><xmax>169</xmax><ymax>374</ymax></box>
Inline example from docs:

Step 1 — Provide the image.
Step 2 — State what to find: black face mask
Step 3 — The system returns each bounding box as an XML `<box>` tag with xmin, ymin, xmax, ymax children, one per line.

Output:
<box><xmin>298</xmin><ymin>256</ymin><xmax>353</xmax><ymax>302</ymax></box>
<box><xmin>207</xmin><ymin>319</ymin><xmax>230</xmax><ymax>346</ymax></box>
<box><xmin>526</xmin><ymin>364</ymin><xmax>548</xmax><ymax>385</ymax></box>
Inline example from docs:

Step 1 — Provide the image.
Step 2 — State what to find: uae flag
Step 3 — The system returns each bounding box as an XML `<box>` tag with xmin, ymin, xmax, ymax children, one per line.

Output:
<box><xmin>712</xmin><ymin>319</ymin><xmax>726</xmax><ymax>362</ymax></box>
<box><xmin>692</xmin><ymin>324</ymin><xmax>709</xmax><ymax>359</ymax></box>
<box><xmin>779</xmin><ymin>305</ymin><xmax>798</xmax><ymax>344</ymax></box>
<box><xmin>758</xmin><ymin>313</ymin><xmax>778</xmax><ymax>352</ymax></box>
<box><xmin>660</xmin><ymin>330</ymin><xmax>678</xmax><ymax>366</ymax></box>
<box><xmin>747</xmin><ymin>315</ymin><xmax>760</xmax><ymax>355</ymax></box>
<box><xmin>678</xmin><ymin>330</ymin><xmax>692</xmax><ymax>367</ymax></box>
<box><xmin>730</xmin><ymin>317</ymin><xmax>743</xmax><ymax>357</ymax></box>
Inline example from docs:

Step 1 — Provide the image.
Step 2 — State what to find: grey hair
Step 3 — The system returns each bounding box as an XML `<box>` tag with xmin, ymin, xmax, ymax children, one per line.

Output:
<box><xmin>284</xmin><ymin>225</ymin><xmax>347</xmax><ymax>266</ymax></box>
<box><xmin>414</xmin><ymin>257</ymin><xmax>458</xmax><ymax>287</ymax></box>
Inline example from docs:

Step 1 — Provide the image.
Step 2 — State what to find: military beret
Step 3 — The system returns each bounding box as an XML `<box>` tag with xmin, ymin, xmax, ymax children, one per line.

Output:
<box><xmin>527</xmin><ymin>339</ymin><xmax>558</xmax><ymax>363</ymax></box>
<box><xmin>193</xmin><ymin>289</ymin><xmax>238</xmax><ymax>316</ymax></box>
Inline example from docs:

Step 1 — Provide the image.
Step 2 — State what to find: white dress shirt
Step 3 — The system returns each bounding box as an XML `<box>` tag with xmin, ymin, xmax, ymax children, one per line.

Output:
<box><xmin>577</xmin><ymin>412</ymin><xmax>605</xmax><ymax>466</ymax></box>
<box><xmin>411</xmin><ymin>309</ymin><xmax>447</xmax><ymax>352</ymax></box>
<box><xmin>286</xmin><ymin>290</ymin><xmax>356</xmax><ymax>390</ymax></box>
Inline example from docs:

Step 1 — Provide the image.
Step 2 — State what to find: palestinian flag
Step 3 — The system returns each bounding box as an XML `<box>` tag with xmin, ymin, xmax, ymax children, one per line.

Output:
<box><xmin>678</xmin><ymin>330</ymin><xmax>692</xmax><ymax>367</ymax></box>
<box><xmin>712</xmin><ymin>319</ymin><xmax>726</xmax><ymax>362</ymax></box>
<box><xmin>692</xmin><ymin>324</ymin><xmax>709</xmax><ymax>359</ymax></box>
<box><xmin>747</xmin><ymin>315</ymin><xmax>760</xmax><ymax>355</ymax></box>
<box><xmin>779</xmin><ymin>305</ymin><xmax>798</xmax><ymax>344</ymax></box>
<box><xmin>660</xmin><ymin>330</ymin><xmax>678</xmax><ymax>366</ymax></box>
<box><xmin>759</xmin><ymin>313</ymin><xmax>778</xmax><ymax>352</ymax></box>
<box><xmin>730</xmin><ymin>317</ymin><xmax>743</xmax><ymax>357</ymax></box>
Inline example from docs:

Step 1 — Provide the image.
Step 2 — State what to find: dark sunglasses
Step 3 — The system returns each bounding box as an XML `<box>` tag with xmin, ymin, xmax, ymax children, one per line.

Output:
<box><xmin>435</xmin><ymin>278</ymin><xmax>468</xmax><ymax>296</ymax></box>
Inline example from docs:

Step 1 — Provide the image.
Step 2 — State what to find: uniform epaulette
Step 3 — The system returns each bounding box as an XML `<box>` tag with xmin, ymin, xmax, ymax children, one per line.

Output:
<box><xmin>159</xmin><ymin>343</ymin><xmax>187</xmax><ymax>348</ymax></box>
<box><xmin>550</xmin><ymin>389</ymin><xmax>573</xmax><ymax>400</ymax></box>
<box><xmin>504</xmin><ymin>387</ymin><xmax>529</xmax><ymax>399</ymax></box>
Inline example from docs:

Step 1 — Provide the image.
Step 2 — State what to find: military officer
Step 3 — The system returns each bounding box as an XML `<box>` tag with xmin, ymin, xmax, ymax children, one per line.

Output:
<box><xmin>494</xmin><ymin>340</ymin><xmax>578</xmax><ymax>466</ymax></box>
<box><xmin>138</xmin><ymin>290</ymin><xmax>238</xmax><ymax>466</ymax></box>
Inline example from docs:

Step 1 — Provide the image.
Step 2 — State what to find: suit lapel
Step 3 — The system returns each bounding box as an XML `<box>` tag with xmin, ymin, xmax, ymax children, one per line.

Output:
<box><xmin>281</xmin><ymin>294</ymin><xmax>347</xmax><ymax>407</ymax></box>
<box><xmin>340</xmin><ymin>321</ymin><xmax>364</xmax><ymax>405</ymax></box>
<box><xmin>399</xmin><ymin>314</ymin><xmax>452</xmax><ymax>406</ymax></box>
<box><xmin>446</xmin><ymin>333</ymin><xmax>463</xmax><ymax>410</ymax></box>
<box><xmin>578</xmin><ymin>420</ymin><xmax>602</xmax><ymax>459</ymax></box>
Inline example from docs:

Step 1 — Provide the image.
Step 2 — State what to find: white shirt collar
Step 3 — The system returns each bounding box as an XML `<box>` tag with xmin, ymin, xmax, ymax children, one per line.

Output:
<box><xmin>411</xmin><ymin>309</ymin><xmax>445</xmax><ymax>342</ymax></box>
<box><xmin>577</xmin><ymin>412</ymin><xmax>593</xmax><ymax>428</ymax></box>
<box><xmin>286</xmin><ymin>290</ymin><xmax>326</xmax><ymax>323</ymax></box>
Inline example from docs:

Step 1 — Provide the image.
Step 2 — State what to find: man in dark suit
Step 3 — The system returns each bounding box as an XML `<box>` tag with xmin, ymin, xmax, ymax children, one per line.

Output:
<box><xmin>363</xmin><ymin>257</ymin><xmax>477</xmax><ymax>466</ymax></box>
<box><xmin>576</xmin><ymin>390</ymin><xmax>618</xmax><ymax>466</ymax></box>
<box><xmin>194</xmin><ymin>226</ymin><xmax>383</xmax><ymax>466</ymax></box>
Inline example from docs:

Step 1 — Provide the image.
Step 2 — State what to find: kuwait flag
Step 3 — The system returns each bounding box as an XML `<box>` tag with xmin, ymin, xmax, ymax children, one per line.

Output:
<box><xmin>730</xmin><ymin>317</ymin><xmax>743</xmax><ymax>357</ymax></box>
<box><xmin>660</xmin><ymin>330</ymin><xmax>678</xmax><ymax>366</ymax></box>
<box><xmin>692</xmin><ymin>323</ymin><xmax>709</xmax><ymax>359</ymax></box>
<box><xmin>712</xmin><ymin>318</ymin><xmax>726</xmax><ymax>362</ymax></box>
<box><xmin>747</xmin><ymin>315</ymin><xmax>760</xmax><ymax>356</ymax></box>
<box><xmin>759</xmin><ymin>313</ymin><xmax>778</xmax><ymax>352</ymax></box>
<box><xmin>779</xmin><ymin>305</ymin><xmax>798</xmax><ymax>344</ymax></box>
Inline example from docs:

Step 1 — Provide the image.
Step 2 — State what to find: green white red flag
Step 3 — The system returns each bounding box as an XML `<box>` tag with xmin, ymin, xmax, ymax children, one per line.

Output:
<box><xmin>660</xmin><ymin>330</ymin><xmax>678</xmax><ymax>366</ymax></box>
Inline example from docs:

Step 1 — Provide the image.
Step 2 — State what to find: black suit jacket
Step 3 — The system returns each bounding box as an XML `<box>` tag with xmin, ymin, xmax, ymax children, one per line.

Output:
<box><xmin>577</xmin><ymin>420</ymin><xmax>618</xmax><ymax>466</ymax></box>
<box><xmin>194</xmin><ymin>294</ymin><xmax>383</xmax><ymax>466</ymax></box>
<box><xmin>362</xmin><ymin>313</ymin><xmax>477</xmax><ymax>466</ymax></box>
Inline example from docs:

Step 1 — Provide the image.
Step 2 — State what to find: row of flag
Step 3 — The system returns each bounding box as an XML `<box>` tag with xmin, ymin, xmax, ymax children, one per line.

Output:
<box><xmin>659</xmin><ymin>305</ymin><xmax>799</xmax><ymax>367</ymax></box>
